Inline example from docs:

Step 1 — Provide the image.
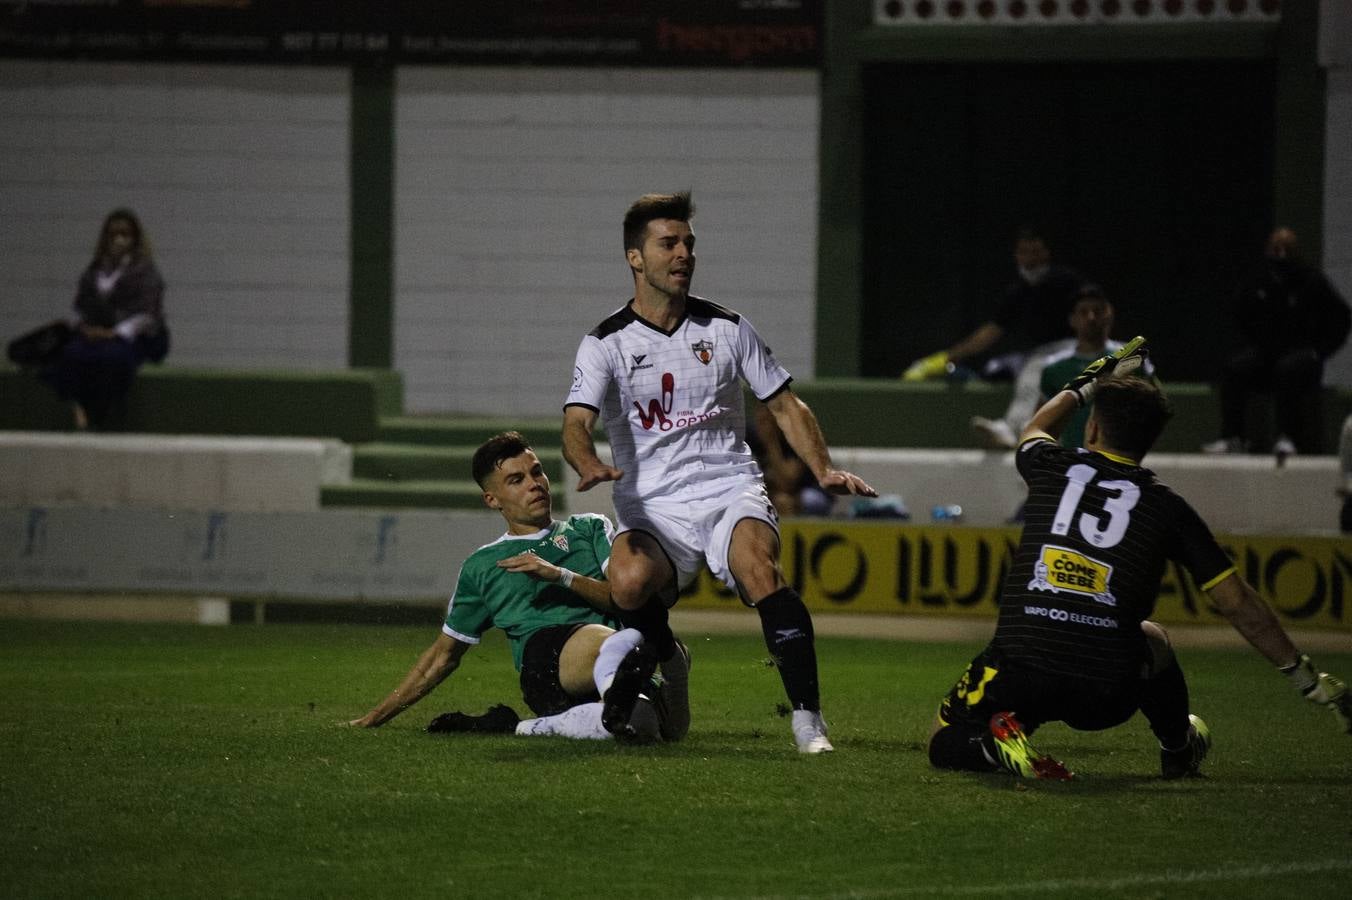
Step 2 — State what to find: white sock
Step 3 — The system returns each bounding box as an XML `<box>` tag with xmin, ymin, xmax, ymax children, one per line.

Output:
<box><xmin>514</xmin><ymin>702</ymin><xmax>611</xmax><ymax>740</ymax></box>
<box><xmin>593</xmin><ymin>627</ymin><xmax>644</xmax><ymax>696</ymax></box>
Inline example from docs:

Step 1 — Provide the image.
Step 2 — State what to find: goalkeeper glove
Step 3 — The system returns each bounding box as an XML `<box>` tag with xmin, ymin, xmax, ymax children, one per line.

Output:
<box><xmin>1282</xmin><ymin>654</ymin><xmax>1352</xmax><ymax>734</ymax></box>
<box><xmin>903</xmin><ymin>350</ymin><xmax>950</xmax><ymax>382</ymax></box>
<box><xmin>1062</xmin><ymin>335</ymin><xmax>1148</xmax><ymax>407</ymax></box>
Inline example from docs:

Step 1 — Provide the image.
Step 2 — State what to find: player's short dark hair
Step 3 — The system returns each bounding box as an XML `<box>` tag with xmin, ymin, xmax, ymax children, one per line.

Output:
<box><xmin>1073</xmin><ymin>283</ymin><xmax>1115</xmax><ymax>312</ymax></box>
<box><xmin>472</xmin><ymin>431</ymin><xmax>532</xmax><ymax>488</ymax></box>
<box><xmin>624</xmin><ymin>191</ymin><xmax>695</xmax><ymax>252</ymax></box>
<box><xmin>1076</xmin><ymin>283</ymin><xmax>1107</xmax><ymax>303</ymax></box>
<box><xmin>1091</xmin><ymin>377</ymin><xmax>1172</xmax><ymax>458</ymax></box>
<box><xmin>1014</xmin><ymin>225</ymin><xmax>1046</xmax><ymax>245</ymax></box>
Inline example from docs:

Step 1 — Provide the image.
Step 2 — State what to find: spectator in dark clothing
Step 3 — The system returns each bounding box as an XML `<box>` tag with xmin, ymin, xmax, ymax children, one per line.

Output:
<box><xmin>42</xmin><ymin>208</ymin><xmax>168</xmax><ymax>430</ymax></box>
<box><xmin>903</xmin><ymin>227</ymin><xmax>1085</xmax><ymax>382</ymax></box>
<box><xmin>1203</xmin><ymin>227</ymin><xmax>1350</xmax><ymax>457</ymax></box>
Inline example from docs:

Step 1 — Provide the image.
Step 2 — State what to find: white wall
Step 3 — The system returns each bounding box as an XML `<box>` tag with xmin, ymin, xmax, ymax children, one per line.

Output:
<box><xmin>0</xmin><ymin>61</ymin><xmax>350</xmax><ymax>371</ymax></box>
<box><xmin>393</xmin><ymin>67</ymin><xmax>820</xmax><ymax>415</ymax></box>
<box><xmin>1322</xmin><ymin>1</ymin><xmax>1352</xmax><ymax>387</ymax></box>
<box><xmin>3</xmin><ymin>55</ymin><xmax>1345</xmax><ymax>406</ymax></box>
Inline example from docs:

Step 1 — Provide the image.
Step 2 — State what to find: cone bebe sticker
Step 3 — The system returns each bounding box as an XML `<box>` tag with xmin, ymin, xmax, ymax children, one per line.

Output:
<box><xmin>1028</xmin><ymin>544</ymin><xmax>1117</xmax><ymax>607</ymax></box>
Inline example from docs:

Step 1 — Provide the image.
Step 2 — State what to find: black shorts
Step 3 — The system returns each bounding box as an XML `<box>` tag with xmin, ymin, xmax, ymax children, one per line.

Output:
<box><xmin>519</xmin><ymin>623</ymin><xmax>600</xmax><ymax>717</ymax></box>
<box><xmin>937</xmin><ymin>645</ymin><xmax>1143</xmax><ymax>735</ymax></box>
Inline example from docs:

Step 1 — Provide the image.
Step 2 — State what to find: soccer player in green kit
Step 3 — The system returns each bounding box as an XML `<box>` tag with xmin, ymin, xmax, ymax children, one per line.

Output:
<box><xmin>350</xmin><ymin>432</ymin><xmax>689</xmax><ymax>743</ymax></box>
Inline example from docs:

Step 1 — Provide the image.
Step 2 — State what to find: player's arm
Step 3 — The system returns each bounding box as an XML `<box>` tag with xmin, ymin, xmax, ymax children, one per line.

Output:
<box><xmin>348</xmin><ymin>632</ymin><xmax>471</xmax><ymax>728</ymax></box>
<box><xmin>764</xmin><ymin>389</ymin><xmax>877</xmax><ymax>497</ymax></box>
<box><xmin>495</xmin><ymin>551</ymin><xmax>618</xmax><ymax>614</ymax></box>
<box><xmin>947</xmin><ymin>321</ymin><xmax>1004</xmax><ymax>363</ymax></box>
<box><xmin>902</xmin><ymin>322</ymin><xmax>1004</xmax><ymax>380</ymax></box>
<box><xmin>1205</xmin><ymin>572</ymin><xmax>1299</xmax><ymax>666</ymax></box>
<box><xmin>1207</xmin><ymin>572</ymin><xmax>1352</xmax><ymax>733</ymax></box>
<box><xmin>1022</xmin><ymin>336</ymin><xmax>1150</xmax><ymax>445</ymax></box>
<box><xmin>562</xmin><ymin>404</ymin><xmax>622</xmax><ymax>491</ymax></box>
<box><xmin>1021</xmin><ymin>389</ymin><xmax>1079</xmax><ymax>445</ymax></box>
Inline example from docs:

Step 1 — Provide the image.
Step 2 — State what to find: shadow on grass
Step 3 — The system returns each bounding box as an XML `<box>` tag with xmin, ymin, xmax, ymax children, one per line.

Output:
<box><xmin>942</xmin><ymin>770</ymin><xmax>1352</xmax><ymax>795</ymax></box>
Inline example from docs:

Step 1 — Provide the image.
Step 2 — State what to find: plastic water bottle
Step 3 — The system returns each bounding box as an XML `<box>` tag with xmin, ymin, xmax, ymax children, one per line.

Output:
<box><xmin>930</xmin><ymin>504</ymin><xmax>964</xmax><ymax>523</ymax></box>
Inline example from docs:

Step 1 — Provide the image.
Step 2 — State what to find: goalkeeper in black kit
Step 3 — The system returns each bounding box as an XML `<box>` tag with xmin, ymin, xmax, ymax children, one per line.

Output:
<box><xmin>928</xmin><ymin>337</ymin><xmax>1352</xmax><ymax>780</ymax></box>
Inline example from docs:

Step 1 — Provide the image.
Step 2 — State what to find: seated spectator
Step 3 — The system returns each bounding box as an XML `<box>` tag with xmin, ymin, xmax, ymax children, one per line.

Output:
<box><xmin>972</xmin><ymin>284</ymin><xmax>1152</xmax><ymax>450</ymax></box>
<box><xmin>747</xmin><ymin>404</ymin><xmax>834</xmax><ymax>517</ymax></box>
<box><xmin>903</xmin><ymin>227</ymin><xmax>1084</xmax><ymax>383</ymax></box>
<box><xmin>41</xmin><ymin>209</ymin><xmax>168</xmax><ymax>430</ymax></box>
<box><xmin>1203</xmin><ymin>227</ymin><xmax>1350</xmax><ymax>457</ymax></box>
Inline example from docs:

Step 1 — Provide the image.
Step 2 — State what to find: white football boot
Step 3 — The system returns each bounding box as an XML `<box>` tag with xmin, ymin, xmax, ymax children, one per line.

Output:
<box><xmin>792</xmin><ymin>709</ymin><xmax>834</xmax><ymax>754</ymax></box>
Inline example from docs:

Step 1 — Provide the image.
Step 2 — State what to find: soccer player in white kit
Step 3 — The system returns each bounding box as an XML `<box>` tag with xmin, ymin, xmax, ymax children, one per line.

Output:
<box><xmin>562</xmin><ymin>192</ymin><xmax>878</xmax><ymax>753</ymax></box>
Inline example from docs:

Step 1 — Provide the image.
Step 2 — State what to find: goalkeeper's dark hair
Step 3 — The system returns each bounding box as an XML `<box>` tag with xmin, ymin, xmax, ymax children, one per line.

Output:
<box><xmin>1091</xmin><ymin>377</ymin><xmax>1173</xmax><ymax>458</ymax></box>
<box><xmin>624</xmin><ymin>191</ymin><xmax>694</xmax><ymax>252</ymax></box>
<box><xmin>472</xmin><ymin>431</ymin><xmax>534</xmax><ymax>488</ymax></box>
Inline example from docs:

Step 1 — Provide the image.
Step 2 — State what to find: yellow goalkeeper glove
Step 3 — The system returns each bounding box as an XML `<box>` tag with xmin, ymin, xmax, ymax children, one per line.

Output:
<box><xmin>1062</xmin><ymin>335</ymin><xmax>1148</xmax><ymax>407</ymax></box>
<box><xmin>902</xmin><ymin>350</ymin><xmax>950</xmax><ymax>382</ymax></box>
<box><xmin>1283</xmin><ymin>654</ymin><xmax>1352</xmax><ymax>734</ymax></box>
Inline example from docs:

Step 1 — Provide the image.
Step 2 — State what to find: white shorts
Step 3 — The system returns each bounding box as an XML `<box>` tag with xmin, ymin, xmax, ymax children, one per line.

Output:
<box><xmin>613</xmin><ymin>480</ymin><xmax>779</xmax><ymax>595</ymax></box>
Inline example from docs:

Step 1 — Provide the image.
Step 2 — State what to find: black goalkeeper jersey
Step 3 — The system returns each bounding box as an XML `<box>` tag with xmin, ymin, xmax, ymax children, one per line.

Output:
<box><xmin>993</xmin><ymin>438</ymin><xmax>1235</xmax><ymax>684</ymax></box>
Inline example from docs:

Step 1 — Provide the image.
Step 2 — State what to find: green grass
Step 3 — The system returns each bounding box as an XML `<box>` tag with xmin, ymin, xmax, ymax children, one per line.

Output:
<box><xmin>2</xmin><ymin>620</ymin><xmax>1350</xmax><ymax>899</ymax></box>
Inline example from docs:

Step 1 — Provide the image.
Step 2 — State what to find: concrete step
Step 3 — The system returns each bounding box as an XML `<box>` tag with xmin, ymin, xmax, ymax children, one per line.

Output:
<box><xmin>352</xmin><ymin>443</ymin><xmax>564</xmax><ymax>482</ymax></box>
<box><xmin>321</xmin><ymin>478</ymin><xmax>486</xmax><ymax>510</ymax></box>
<box><xmin>376</xmin><ymin>416</ymin><xmax>567</xmax><ymax>448</ymax></box>
<box><xmin>321</xmin><ymin>478</ymin><xmax>571</xmax><ymax>513</ymax></box>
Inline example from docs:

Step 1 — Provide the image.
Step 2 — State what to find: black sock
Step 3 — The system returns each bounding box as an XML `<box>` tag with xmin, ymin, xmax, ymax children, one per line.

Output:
<box><xmin>756</xmin><ymin>587</ymin><xmax>820</xmax><ymax>711</ymax></box>
<box><xmin>1140</xmin><ymin>658</ymin><xmax>1191</xmax><ymax>748</ymax></box>
<box><xmin>928</xmin><ymin>724</ymin><xmax>998</xmax><ymax>772</ymax></box>
<box><xmin>618</xmin><ymin>600</ymin><xmax>676</xmax><ymax>661</ymax></box>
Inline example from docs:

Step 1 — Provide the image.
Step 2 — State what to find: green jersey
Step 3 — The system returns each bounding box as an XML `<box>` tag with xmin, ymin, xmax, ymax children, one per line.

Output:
<box><xmin>443</xmin><ymin>514</ymin><xmax>620</xmax><ymax>670</ymax></box>
<box><xmin>1039</xmin><ymin>340</ymin><xmax>1154</xmax><ymax>449</ymax></box>
<box><xmin>1040</xmin><ymin>350</ymin><xmax>1100</xmax><ymax>449</ymax></box>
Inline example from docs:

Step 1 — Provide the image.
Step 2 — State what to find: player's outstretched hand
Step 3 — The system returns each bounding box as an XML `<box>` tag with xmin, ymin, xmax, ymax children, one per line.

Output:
<box><xmin>1286</xmin><ymin>655</ymin><xmax>1352</xmax><ymax>734</ymax></box>
<box><xmin>902</xmin><ymin>350</ymin><xmax>949</xmax><ymax>382</ymax></box>
<box><xmin>575</xmin><ymin>462</ymin><xmax>623</xmax><ymax>492</ymax></box>
<box><xmin>1063</xmin><ymin>335</ymin><xmax>1148</xmax><ymax>407</ymax></box>
<box><xmin>819</xmin><ymin>469</ymin><xmax>879</xmax><ymax>497</ymax></box>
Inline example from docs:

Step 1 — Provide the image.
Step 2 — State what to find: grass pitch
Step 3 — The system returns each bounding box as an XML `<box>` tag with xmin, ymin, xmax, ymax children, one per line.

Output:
<box><xmin>2</xmin><ymin>618</ymin><xmax>1350</xmax><ymax>899</ymax></box>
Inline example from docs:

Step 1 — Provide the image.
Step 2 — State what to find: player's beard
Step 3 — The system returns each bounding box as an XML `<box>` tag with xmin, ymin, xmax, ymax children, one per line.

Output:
<box><xmin>642</xmin><ymin>260</ymin><xmax>691</xmax><ymax>301</ymax></box>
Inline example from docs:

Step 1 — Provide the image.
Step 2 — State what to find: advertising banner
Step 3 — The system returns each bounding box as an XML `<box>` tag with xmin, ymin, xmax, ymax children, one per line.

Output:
<box><xmin>676</xmin><ymin>521</ymin><xmax>1352</xmax><ymax>632</ymax></box>
<box><xmin>0</xmin><ymin>506</ymin><xmax>491</xmax><ymax>602</ymax></box>
<box><xmin>0</xmin><ymin>1</ymin><xmax>822</xmax><ymax>67</ymax></box>
<box><xmin>4</xmin><ymin>509</ymin><xmax>1348</xmax><ymax>631</ymax></box>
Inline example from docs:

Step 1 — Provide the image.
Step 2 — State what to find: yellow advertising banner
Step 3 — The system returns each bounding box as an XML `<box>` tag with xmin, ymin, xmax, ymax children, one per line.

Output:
<box><xmin>677</xmin><ymin>522</ymin><xmax>1352</xmax><ymax>632</ymax></box>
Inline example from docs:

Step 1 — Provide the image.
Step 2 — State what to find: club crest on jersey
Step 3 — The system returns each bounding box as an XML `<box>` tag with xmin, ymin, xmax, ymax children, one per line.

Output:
<box><xmin>550</xmin><ymin>534</ymin><xmax>569</xmax><ymax>552</ymax></box>
<box><xmin>1028</xmin><ymin>544</ymin><xmax>1117</xmax><ymax>606</ymax></box>
<box><xmin>691</xmin><ymin>339</ymin><xmax>714</xmax><ymax>365</ymax></box>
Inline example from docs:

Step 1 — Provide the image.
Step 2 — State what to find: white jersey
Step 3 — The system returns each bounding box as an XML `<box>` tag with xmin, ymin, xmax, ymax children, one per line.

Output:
<box><xmin>565</xmin><ymin>296</ymin><xmax>791</xmax><ymax>504</ymax></box>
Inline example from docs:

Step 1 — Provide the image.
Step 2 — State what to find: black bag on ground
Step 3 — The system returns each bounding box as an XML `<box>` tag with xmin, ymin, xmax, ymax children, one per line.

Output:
<box><xmin>7</xmin><ymin>321</ymin><xmax>74</xmax><ymax>368</ymax></box>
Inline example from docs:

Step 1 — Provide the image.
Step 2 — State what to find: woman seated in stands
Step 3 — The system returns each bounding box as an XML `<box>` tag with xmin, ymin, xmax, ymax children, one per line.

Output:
<box><xmin>43</xmin><ymin>208</ymin><xmax>168</xmax><ymax>430</ymax></box>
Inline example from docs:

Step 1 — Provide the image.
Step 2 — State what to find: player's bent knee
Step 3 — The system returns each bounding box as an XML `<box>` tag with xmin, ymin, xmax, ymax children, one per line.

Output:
<box><xmin>559</xmin><ymin>624</ymin><xmax>614</xmax><ymax>697</ymax></box>
<box><xmin>928</xmin><ymin>722</ymin><xmax>989</xmax><ymax>771</ymax></box>
<box><xmin>606</xmin><ymin>549</ymin><xmax>671</xmax><ymax>610</ymax></box>
<box><xmin>1141</xmin><ymin>620</ymin><xmax>1176</xmax><ymax>674</ymax></box>
<box><xmin>607</xmin><ymin>574</ymin><xmax>654</xmax><ymax>611</ymax></box>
